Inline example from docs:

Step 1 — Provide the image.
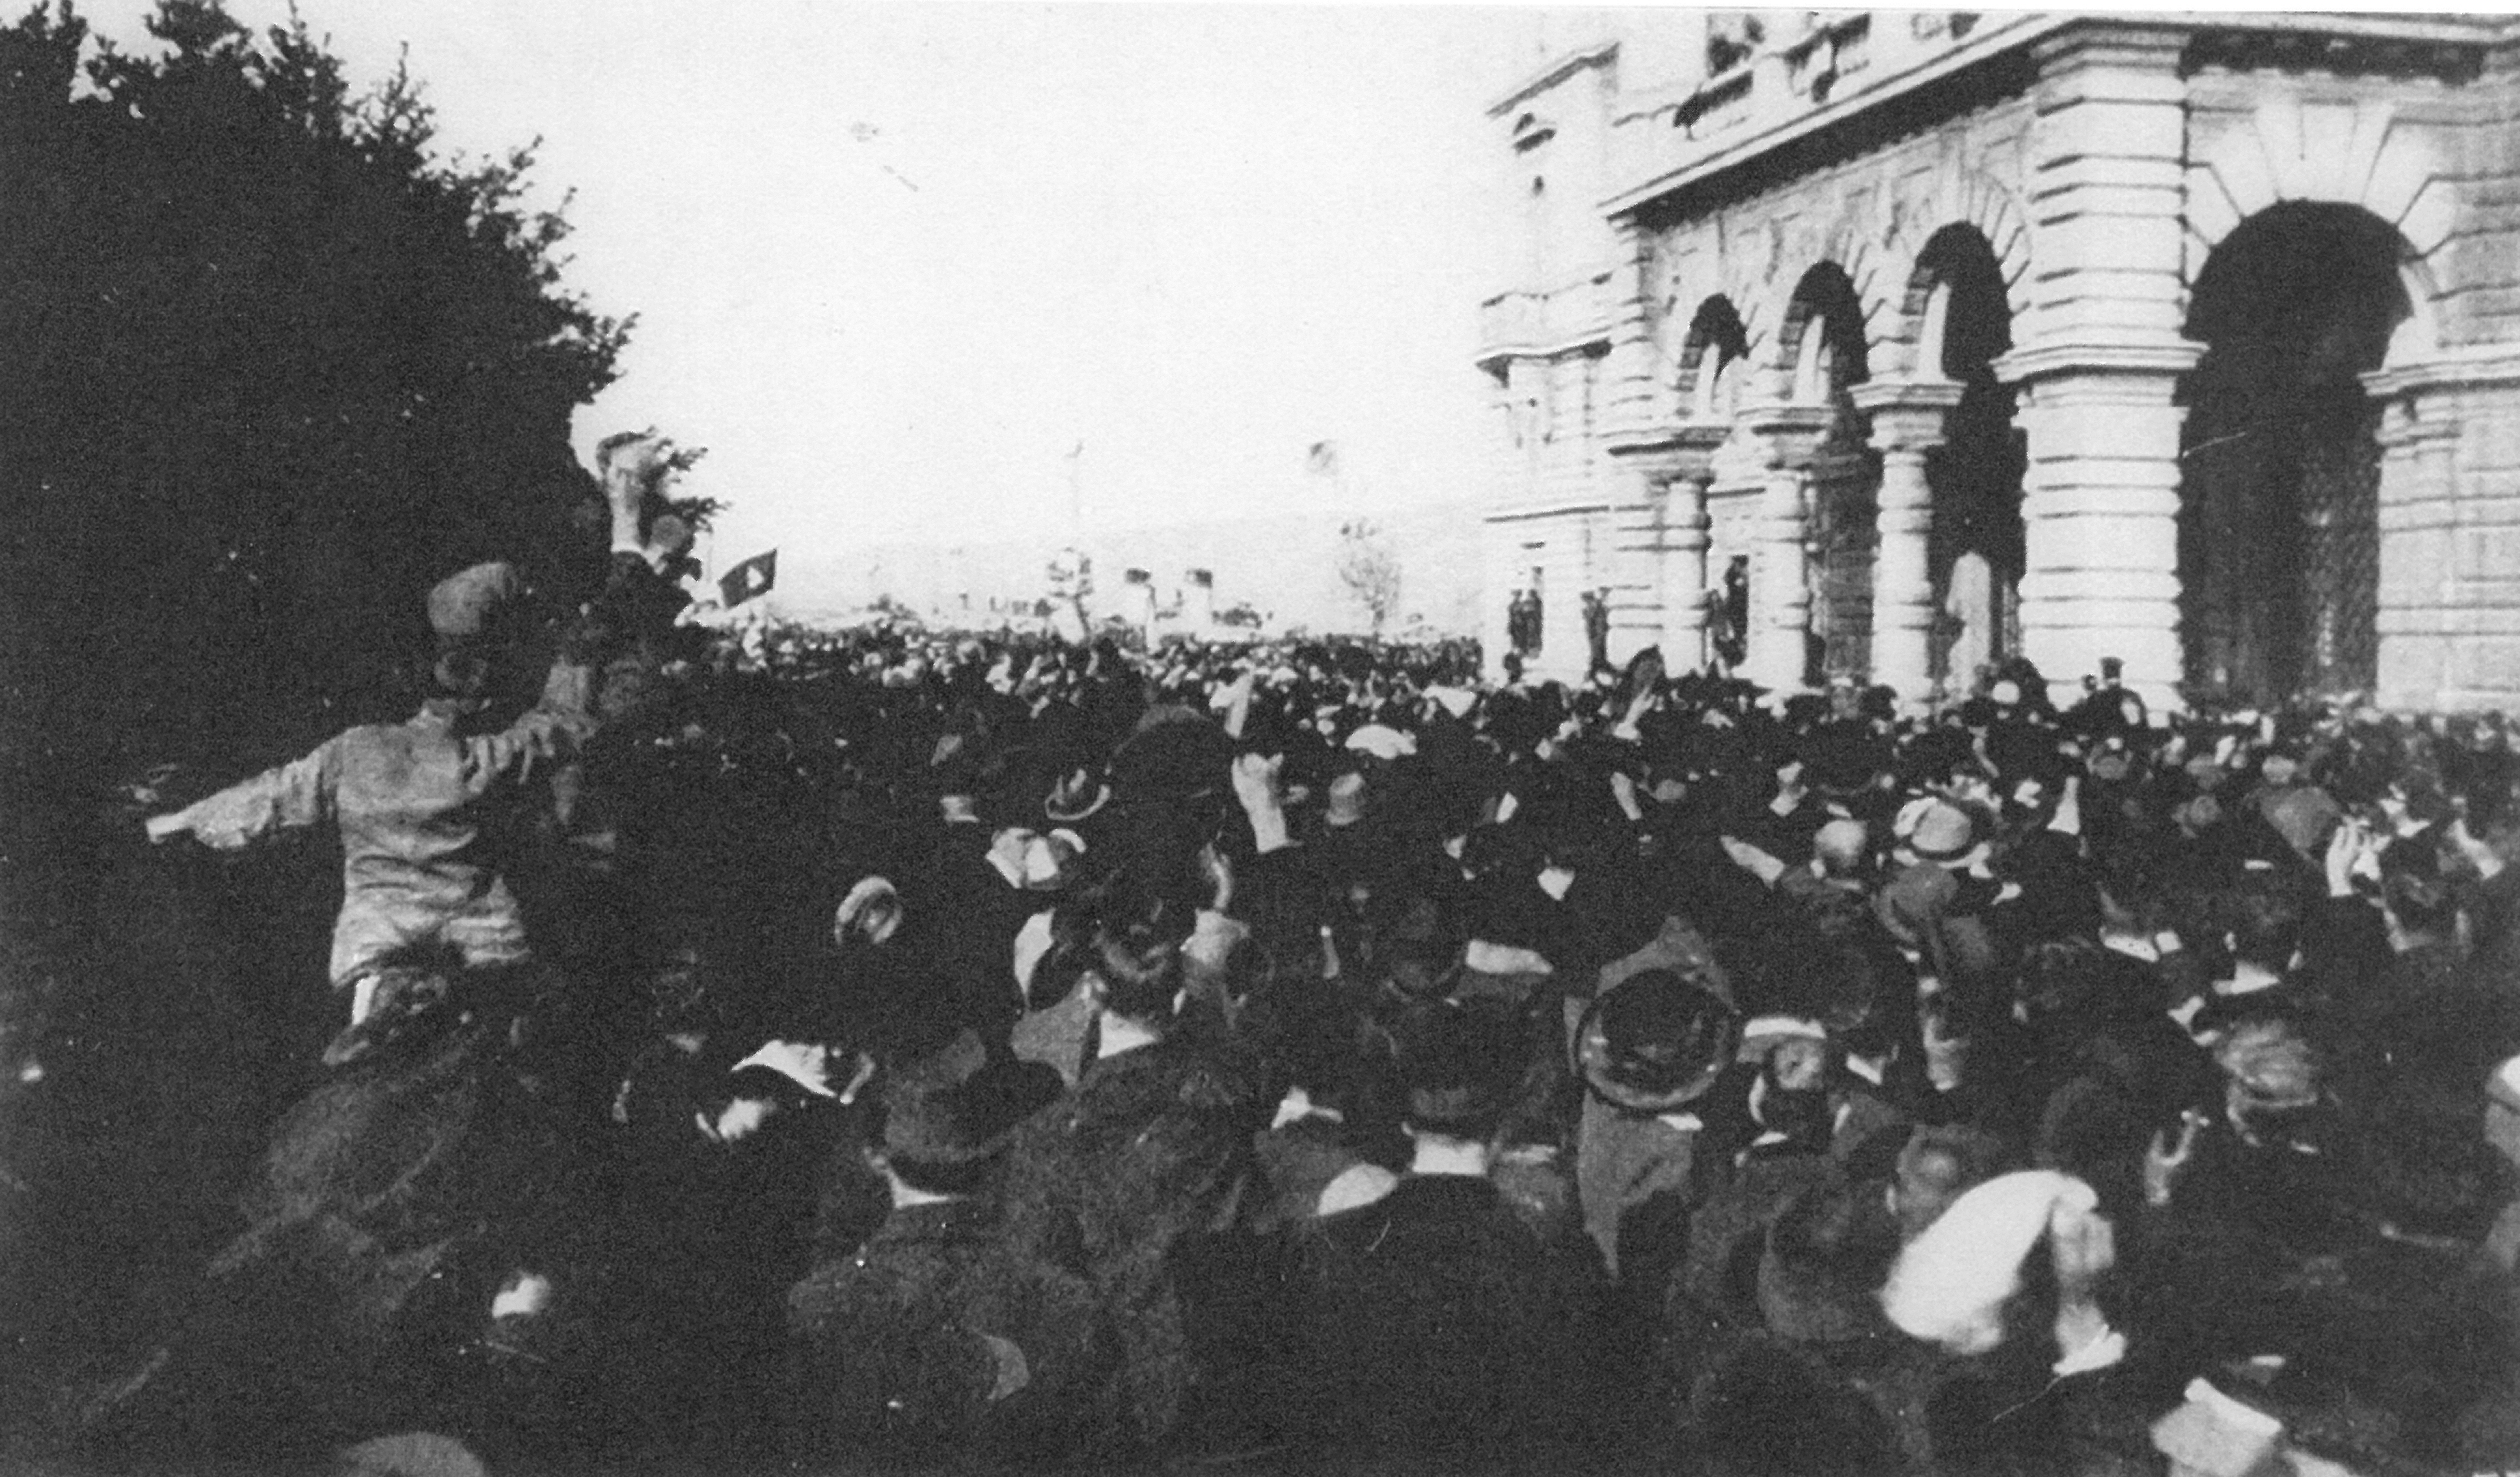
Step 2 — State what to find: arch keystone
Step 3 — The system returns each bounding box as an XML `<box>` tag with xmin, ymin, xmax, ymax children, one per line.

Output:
<box><xmin>2294</xmin><ymin>102</ymin><xmax>2359</xmax><ymax>199</ymax></box>
<box><xmin>2254</xmin><ymin>100</ymin><xmax>2310</xmax><ymax>202</ymax></box>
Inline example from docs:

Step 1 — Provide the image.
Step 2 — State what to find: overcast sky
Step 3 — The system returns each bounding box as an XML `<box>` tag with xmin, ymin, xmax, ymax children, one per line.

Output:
<box><xmin>78</xmin><ymin>1</ymin><xmax>1588</xmax><ymax>583</ymax></box>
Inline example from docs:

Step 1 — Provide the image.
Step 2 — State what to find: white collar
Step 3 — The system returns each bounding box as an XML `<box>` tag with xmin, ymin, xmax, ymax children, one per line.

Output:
<box><xmin>1096</xmin><ymin>1013</ymin><xmax>1161</xmax><ymax>1060</ymax></box>
<box><xmin>1407</xmin><ymin>1135</ymin><xmax>1491</xmax><ymax>1178</ymax></box>
<box><xmin>1270</xmin><ymin>1086</ymin><xmax>1346</xmax><ymax>1131</ymax></box>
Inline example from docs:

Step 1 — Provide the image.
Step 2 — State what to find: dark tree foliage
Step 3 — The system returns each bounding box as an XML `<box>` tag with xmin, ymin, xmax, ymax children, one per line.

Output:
<box><xmin>0</xmin><ymin>0</ymin><xmax>633</xmax><ymax>780</ymax></box>
<box><xmin>0</xmin><ymin>15</ymin><xmax>632</xmax><ymax>1441</ymax></box>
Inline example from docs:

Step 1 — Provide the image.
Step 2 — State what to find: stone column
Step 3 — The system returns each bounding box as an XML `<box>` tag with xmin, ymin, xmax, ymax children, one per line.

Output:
<box><xmin>1997</xmin><ymin>23</ymin><xmax>2201</xmax><ymax>713</ymax></box>
<box><xmin>1630</xmin><ymin>422</ymin><xmax>1729</xmax><ymax>671</ymax></box>
<box><xmin>1852</xmin><ymin>381</ymin><xmax>1961</xmax><ymax>704</ymax></box>
<box><xmin>1739</xmin><ymin>403</ymin><xmax>1833</xmax><ymax>694</ymax></box>
<box><xmin>1660</xmin><ymin>468</ymin><xmax>1715</xmax><ymax>670</ymax></box>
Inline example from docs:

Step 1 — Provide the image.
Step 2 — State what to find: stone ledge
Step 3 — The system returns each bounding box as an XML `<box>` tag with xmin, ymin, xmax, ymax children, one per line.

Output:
<box><xmin>2364</xmin><ymin>342</ymin><xmax>2520</xmax><ymax>396</ymax></box>
<box><xmin>1996</xmin><ymin>339</ymin><xmax>2206</xmax><ymax>386</ymax></box>
<box><xmin>1484</xmin><ymin>502</ymin><xmax>1614</xmax><ymax>525</ymax></box>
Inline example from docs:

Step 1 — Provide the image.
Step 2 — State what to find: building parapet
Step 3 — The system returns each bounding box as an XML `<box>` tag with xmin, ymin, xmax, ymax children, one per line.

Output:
<box><xmin>1593</xmin><ymin>9</ymin><xmax>2513</xmax><ymax>222</ymax></box>
<box><xmin>1476</xmin><ymin>271</ymin><xmax>1617</xmax><ymax>372</ymax></box>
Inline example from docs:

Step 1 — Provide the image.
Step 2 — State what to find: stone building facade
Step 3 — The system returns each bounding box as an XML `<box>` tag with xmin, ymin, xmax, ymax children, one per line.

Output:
<box><xmin>1478</xmin><ymin>11</ymin><xmax>2520</xmax><ymax>712</ymax></box>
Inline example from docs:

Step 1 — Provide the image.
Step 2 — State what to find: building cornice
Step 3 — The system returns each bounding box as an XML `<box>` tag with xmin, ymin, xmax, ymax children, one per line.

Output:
<box><xmin>1487</xmin><ymin>40</ymin><xmax>1618</xmax><ymax>120</ymax></box>
<box><xmin>1597</xmin><ymin>10</ymin><xmax>2507</xmax><ymax>223</ymax></box>
<box><xmin>1601</xmin><ymin>13</ymin><xmax>2072</xmax><ymax>220</ymax></box>
<box><xmin>2182</xmin><ymin>11</ymin><xmax>2517</xmax><ymax>47</ymax></box>
<box><xmin>1604</xmin><ymin>419</ymin><xmax>1731</xmax><ymax>474</ymax></box>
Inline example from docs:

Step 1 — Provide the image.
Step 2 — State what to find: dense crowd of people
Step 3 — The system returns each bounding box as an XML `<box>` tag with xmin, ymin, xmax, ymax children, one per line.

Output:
<box><xmin>54</xmin><ymin>434</ymin><xmax>2520</xmax><ymax>1476</ymax></box>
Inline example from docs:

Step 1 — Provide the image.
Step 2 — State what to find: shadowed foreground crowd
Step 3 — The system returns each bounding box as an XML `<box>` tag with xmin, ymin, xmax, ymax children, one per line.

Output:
<box><xmin>47</xmin><ymin>458</ymin><xmax>2520</xmax><ymax>1477</ymax></box>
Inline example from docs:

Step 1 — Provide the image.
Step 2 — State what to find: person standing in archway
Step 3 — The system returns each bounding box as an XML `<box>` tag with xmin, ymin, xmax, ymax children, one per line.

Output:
<box><xmin>1714</xmin><ymin>556</ymin><xmax>1750</xmax><ymax>673</ymax></box>
<box><xmin>1943</xmin><ymin>550</ymin><xmax>1995</xmax><ymax>698</ymax></box>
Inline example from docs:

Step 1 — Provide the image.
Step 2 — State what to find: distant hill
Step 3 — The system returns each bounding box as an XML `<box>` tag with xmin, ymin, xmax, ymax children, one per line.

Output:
<box><xmin>760</xmin><ymin>501</ymin><xmax>1485</xmax><ymax>636</ymax></box>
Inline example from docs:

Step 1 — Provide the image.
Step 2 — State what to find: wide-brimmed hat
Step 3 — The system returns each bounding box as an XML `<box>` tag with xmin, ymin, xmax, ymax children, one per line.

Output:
<box><xmin>1578</xmin><ymin>967</ymin><xmax>1737</xmax><ymax>1113</ymax></box>
<box><xmin>1903</xmin><ymin>798</ymin><xmax>1985</xmax><ymax>864</ymax></box>
<box><xmin>1344</xmin><ymin>723</ymin><xmax>1415</xmax><ymax>762</ymax></box>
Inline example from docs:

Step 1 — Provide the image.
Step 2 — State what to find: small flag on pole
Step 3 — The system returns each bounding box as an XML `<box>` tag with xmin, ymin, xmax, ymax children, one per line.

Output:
<box><xmin>718</xmin><ymin>549</ymin><xmax>777</xmax><ymax>608</ymax></box>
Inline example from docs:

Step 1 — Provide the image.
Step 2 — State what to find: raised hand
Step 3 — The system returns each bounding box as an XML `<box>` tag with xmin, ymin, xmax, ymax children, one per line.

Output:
<box><xmin>2324</xmin><ymin>816</ymin><xmax>2365</xmax><ymax>899</ymax></box>
<box><xmin>2144</xmin><ymin>1112</ymin><xmax>2206</xmax><ymax>1208</ymax></box>
<box><xmin>1232</xmin><ymin>752</ymin><xmax>1291</xmax><ymax>854</ymax></box>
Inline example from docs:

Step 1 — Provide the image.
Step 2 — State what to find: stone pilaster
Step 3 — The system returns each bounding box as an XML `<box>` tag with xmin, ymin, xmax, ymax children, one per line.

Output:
<box><xmin>2011</xmin><ymin>24</ymin><xmax>2192</xmax><ymax>354</ymax></box>
<box><xmin>1998</xmin><ymin>22</ymin><xmax>2201</xmax><ymax>712</ymax></box>
<box><xmin>2365</xmin><ymin>351</ymin><xmax>2520</xmax><ymax>711</ymax></box>
<box><xmin>2367</xmin><ymin>396</ymin><xmax>2459</xmax><ymax>708</ymax></box>
<box><xmin>1737</xmin><ymin>403</ymin><xmax>1834</xmax><ymax>694</ymax></box>
<box><xmin>1599</xmin><ymin>220</ymin><xmax>1669</xmax><ymax>446</ymax></box>
<box><xmin>1852</xmin><ymin>380</ymin><xmax>1963</xmax><ymax>705</ymax></box>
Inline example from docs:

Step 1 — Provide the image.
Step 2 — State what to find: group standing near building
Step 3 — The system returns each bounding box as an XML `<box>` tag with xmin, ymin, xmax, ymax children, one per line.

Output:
<box><xmin>59</xmin><ymin>419</ymin><xmax>2520</xmax><ymax>1473</ymax></box>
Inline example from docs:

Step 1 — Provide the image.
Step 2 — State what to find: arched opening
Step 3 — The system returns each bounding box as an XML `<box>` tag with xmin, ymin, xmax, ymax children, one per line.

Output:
<box><xmin>1913</xmin><ymin>226</ymin><xmax>2023</xmax><ymax>694</ymax></box>
<box><xmin>1781</xmin><ymin>264</ymin><xmax>1876</xmax><ymax>686</ymax></box>
<box><xmin>2178</xmin><ymin>202</ymin><xmax>2407</xmax><ymax>707</ymax></box>
<box><xmin>1677</xmin><ymin>296</ymin><xmax>1750</xmax><ymax>421</ymax></box>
